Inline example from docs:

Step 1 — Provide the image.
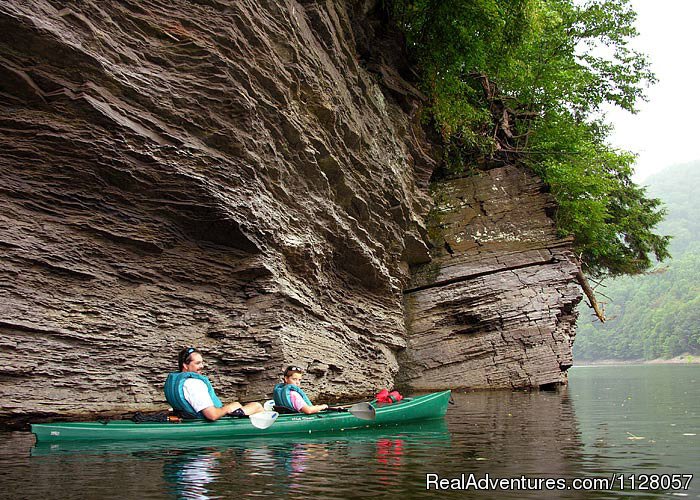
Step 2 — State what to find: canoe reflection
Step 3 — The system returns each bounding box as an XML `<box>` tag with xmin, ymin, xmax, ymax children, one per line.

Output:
<box><xmin>168</xmin><ymin>420</ymin><xmax>449</xmax><ymax>499</ymax></box>
<box><xmin>32</xmin><ymin>419</ymin><xmax>450</xmax><ymax>498</ymax></box>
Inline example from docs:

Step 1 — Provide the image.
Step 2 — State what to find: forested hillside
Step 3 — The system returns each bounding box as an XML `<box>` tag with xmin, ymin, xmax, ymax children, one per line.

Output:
<box><xmin>574</xmin><ymin>161</ymin><xmax>700</xmax><ymax>360</ymax></box>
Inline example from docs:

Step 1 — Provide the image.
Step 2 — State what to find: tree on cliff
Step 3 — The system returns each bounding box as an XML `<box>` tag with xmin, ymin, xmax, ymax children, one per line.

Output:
<box><xmin>575</xmin><ymin>161</ymin><xmax>700</xmax><ymax>359</ymax></box>
<box><xmin>387</xmin><ymin>0</ymin><xmax>670</xmax><ymax>319</ymax></box>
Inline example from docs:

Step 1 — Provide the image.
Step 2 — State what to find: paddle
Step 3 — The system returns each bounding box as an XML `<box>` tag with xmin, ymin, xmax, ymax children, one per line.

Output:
<box><xmin>348</xmin><ymin>402</ymin><xmax>376</xmax><ymax>421</ymax></box>
<box><xmin>248</xmin><ymin>411</ymin><xmax>279</xmax><ymax>430</ymax></box>
<box><xmin>327</xmin><ymin>402</ymin><xmax>376</xmax><ymax>421</ymax></box>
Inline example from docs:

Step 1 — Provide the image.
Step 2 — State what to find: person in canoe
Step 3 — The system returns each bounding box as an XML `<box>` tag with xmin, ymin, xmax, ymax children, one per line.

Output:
<box><xmin>272</xmin><ymin>365</ymin><xmax>329</xmax><ymax>414</ymax></box>
<box><xmin>164</xmin><ymin>347</ymin><xmax>264</xmax><ymax>421</ymax></box>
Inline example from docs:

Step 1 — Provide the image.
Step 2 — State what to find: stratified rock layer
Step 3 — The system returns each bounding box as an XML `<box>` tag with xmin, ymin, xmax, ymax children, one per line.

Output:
<box><xmin>0</xmin><ymin>0</ymin><xmax>581</xmax><ymax>426</ymax></box>
<box><xmin>0</xmin><ymin>0</ymin><xmax>434</xmax><ymax>423</ymax></box>
<box><xmin>402</xmin><ymin>166</ymin><xmax>582</xmax><ymax>389</ymax></box>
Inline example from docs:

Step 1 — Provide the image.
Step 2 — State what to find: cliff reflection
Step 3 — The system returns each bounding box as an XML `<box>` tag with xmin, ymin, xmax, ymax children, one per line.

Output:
<box><xmin>443</xmin><ymin>389</ymin><xmax>583</xmax><ymax>477</ymax></box>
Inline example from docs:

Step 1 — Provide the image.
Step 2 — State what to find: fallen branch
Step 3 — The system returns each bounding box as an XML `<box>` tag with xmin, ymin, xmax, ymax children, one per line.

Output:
<box><xmin>576</xmin><ymin>270</ymin><xmax>606</xmax><ymax>322</ymax></box>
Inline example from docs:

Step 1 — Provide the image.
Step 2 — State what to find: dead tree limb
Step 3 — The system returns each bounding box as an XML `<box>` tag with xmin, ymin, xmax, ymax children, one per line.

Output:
<box><xmin>576</xmin><ymin>270</ymin><xmax>606</xmax><ymax>322</ymax></box>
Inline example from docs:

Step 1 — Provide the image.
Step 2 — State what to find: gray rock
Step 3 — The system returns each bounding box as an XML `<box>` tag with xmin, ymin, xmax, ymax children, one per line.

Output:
<box><xmin>0</xmin><ymin>1</ymin><xmax>579</xmax><ymax>425</ymax></box>
<box><xmin>401</xmin><ymin>167</ymin><xmax>581</xmax><ymax>390</ymax></box>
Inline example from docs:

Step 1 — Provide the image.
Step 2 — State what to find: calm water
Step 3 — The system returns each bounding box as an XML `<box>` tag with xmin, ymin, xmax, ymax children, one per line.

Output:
<box><xmin>1</xmin><ymin>364</ymin><xmax>698</xmax><ymax>499</ymax></box>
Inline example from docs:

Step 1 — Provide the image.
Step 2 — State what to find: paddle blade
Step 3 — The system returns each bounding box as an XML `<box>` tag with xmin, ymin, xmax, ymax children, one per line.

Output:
<box><xmin>348</xmin><ymin>402</ymin><xmax>376</xmax><ymax>421</ymax></box>
<box><xmin>249</xmin><ymin>411</ymin><xmax>279</xmax><ymax>430</ymax></box>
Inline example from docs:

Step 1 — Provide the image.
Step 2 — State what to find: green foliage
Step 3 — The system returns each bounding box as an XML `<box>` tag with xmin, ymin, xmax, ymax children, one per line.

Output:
<box><xmin>389</xmin><ymin>0</ymin><xmax>668</xmax><ymax>276</ymax></box>
<box><xmin>392</xmin><ymin>0</ymin><xmax>533</xmax><ymax>150</ymax></box>
<box><xmin>575</xmin><ymin>162</ymin><xmax>700</xmax><ymax>360</ymax></box>
<box><xmin>527</xmin><ymin>112</ymin><xmax>669</xmax><ymax>276</ymax></box>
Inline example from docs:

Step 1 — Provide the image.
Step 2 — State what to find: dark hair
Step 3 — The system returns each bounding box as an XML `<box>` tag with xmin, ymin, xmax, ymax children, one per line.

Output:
<box><xmin>178</xmin><ymin>347</ymin><xmax>199</xmax><ymax>371</ymax></box>
<box><xmin>284</xmin><ymin>365</ymin><xmax>303</xmax><ymax>377</ymax></box>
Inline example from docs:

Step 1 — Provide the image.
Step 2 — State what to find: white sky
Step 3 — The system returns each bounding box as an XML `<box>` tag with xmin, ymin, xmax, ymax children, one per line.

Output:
<box><xmin>603</xmin><ymin>0</ymin><xmax>700</xmax><ymax>183</ymax></box>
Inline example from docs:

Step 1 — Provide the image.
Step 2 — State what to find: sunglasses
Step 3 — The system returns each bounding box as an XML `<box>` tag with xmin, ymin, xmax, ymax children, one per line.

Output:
<box><xmin>181</xmin><ymin>347</ymin><xmax>199</xmax><ymax>364</ymax></box>
<box><xmin>284</xmin><ymin>365</ymin><xmax>303</xmax><ymax>375</ymax></box>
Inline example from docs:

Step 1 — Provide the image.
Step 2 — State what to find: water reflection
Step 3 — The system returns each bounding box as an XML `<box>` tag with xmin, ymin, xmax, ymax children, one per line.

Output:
<box><xmin>429</xmin><ymin>389</ymin><xmax>590</xmax><ymax>499</ymax></box>
<box><xmin>4</xmin><ymin>368</ymin><xmax>698</xmax><ymax>499</ymax></box>
<box><xmin>26</xmin><ymin>420</ymin><xmax>451</xmax><ymax>499</ymax></box>
<box><xmin>453</xmin><ymin>388</ymin><xmax>584</xmax><ymax>474</ymax></box>
<box><xmin>164</xmin><ymin>451</ymin><xmax>220</xmax><ymax>500</ymax></box>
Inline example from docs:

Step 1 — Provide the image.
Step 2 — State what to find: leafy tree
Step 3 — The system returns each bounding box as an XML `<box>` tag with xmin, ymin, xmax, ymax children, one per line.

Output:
<box><xmin>388</xmin><ymin>0</ymin><xmax>669</xmax><ymax>280</ymax></box>
<box><xmin>574</xmin><ymin>162</ymin><xmax>700</xmax><ymax>360</ymax></box>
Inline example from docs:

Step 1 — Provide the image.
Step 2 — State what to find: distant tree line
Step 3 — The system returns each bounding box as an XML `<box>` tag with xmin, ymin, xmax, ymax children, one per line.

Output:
<box><xmin>575</xmin><ymin>162</ymin><xmax>700</xmax><ymax>360</ymax></box>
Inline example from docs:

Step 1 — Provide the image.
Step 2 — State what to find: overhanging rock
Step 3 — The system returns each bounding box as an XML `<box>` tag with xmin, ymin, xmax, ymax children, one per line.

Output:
<box><xmin>0</xmin><ymin>0</ymin><xmax>435</xmax><ymax>424</ymax></box>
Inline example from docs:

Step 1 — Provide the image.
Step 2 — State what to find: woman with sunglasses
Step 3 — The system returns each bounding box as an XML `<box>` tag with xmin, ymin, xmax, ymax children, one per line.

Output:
<box><xmin>272</xmin><ymin>365</ymin><xmax>329</xmax><ymax>414</ymax></box>
<box><xmin>164</xmin><ymin>347</ymin><xmax>264</xmax><ymax>421</ymax></box>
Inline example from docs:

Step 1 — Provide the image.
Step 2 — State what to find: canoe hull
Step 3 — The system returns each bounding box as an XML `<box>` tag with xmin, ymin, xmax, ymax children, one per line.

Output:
<box><xmin>31</xmin><ymin>390</ymin><xmax>451</xmax><ymax>443</ymax></box>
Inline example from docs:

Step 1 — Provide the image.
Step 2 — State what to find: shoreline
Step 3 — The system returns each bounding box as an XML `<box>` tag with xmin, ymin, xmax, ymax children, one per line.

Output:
<box><xmin>574</xmin><ymin>354</ymin><xmax>700</xmax><ymax>366</ymax></box>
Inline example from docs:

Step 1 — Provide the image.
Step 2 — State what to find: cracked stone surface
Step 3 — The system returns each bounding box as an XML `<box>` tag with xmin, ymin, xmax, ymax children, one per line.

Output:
<box><xmin>0</xmin><ymin>0</ymin><xmax>435</xmax><ymax>424</ymax></box>
<box><xmin>0</xmin><ymin>1</ymin><xmax>581</xmax><ymax>426</ymax></box>
<box><xmin>401</xmin><ymin>166</ymin><xmax>582</xmax><ymax>390</ymax></box>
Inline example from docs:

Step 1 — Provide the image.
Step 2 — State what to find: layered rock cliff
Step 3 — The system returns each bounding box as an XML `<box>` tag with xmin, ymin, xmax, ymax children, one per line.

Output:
<box><xmin>0</xmin><ymin>0</ymin><xmax>435</xmax><ymax>424</ymax></box>
<box><xmin>0</xmin><ymin>0</ymin><xmax>580</xmax><ymax>426</ymax></box>
<box><xmin>401</xmin><ymin>166</ymin><xmax>581</xmax><ymax>390</ymax></box>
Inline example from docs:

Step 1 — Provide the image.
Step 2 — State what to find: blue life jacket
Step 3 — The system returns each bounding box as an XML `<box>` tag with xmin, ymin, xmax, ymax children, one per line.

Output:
<box><xmin>272</xmin><ymin>383</ymin><xmax>312</xmax><ymax>412</ymax></box>
<box><xmin>164</xmin><ymin>372</ymin><xmax>223</xmax><ymax>419</ymax></box>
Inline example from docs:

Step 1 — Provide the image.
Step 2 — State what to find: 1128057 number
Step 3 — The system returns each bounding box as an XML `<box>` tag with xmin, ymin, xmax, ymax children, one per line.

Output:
<box><xmin>616</xmin><ymin>474</ymin><xmax>693</xmax><ymax>490</ymax></box>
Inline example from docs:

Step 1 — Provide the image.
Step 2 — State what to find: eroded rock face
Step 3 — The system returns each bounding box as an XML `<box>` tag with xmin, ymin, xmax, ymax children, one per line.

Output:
<box><xmin>401</xmin><ymin>166</ymin><xmax>582</xmax><ymax>390</ymax></box>
<box><xmin>0</xmin><ymin>0</ymin><xmax>434</xmax><ymax>423</ymax></box>
<box><xmin>0</xmin><ymin>1</ymin><xmax>581</xmax><ymax>426</ymax></box>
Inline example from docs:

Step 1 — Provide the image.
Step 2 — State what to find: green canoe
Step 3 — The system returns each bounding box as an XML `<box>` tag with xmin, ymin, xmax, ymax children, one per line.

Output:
<box><xmin>32</xmin><ymin>390</ymin><xmax>451</xmax><ymax>443</ymax></box>
<box><xmin>31</xmin><ymin>419</ymin><xmax>451</xmax><ymax>456</ymax></box>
